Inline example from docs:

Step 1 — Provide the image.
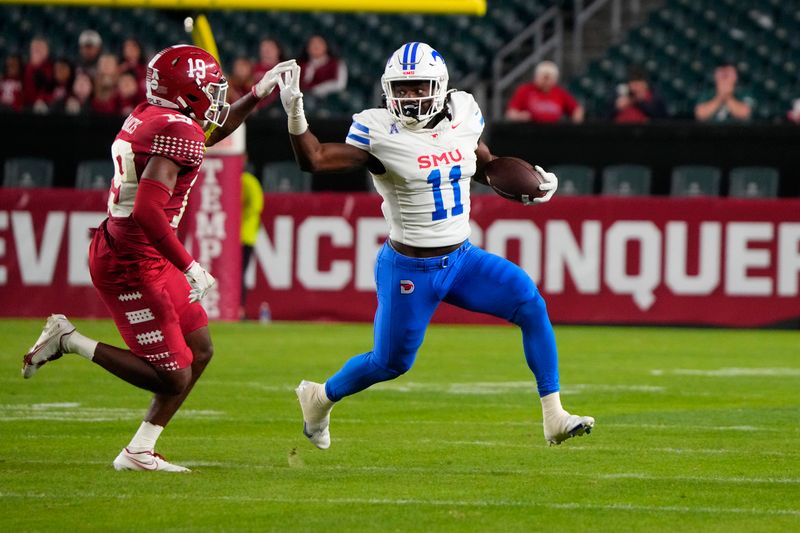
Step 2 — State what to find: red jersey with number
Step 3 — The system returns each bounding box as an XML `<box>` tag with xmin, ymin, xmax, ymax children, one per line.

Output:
<box><xmin>506</xmin><ymin>83</ymin><xmax>578</xmax><ymax>123</ymax></box>
<box><xmin>105</xmin><ymin>102</ymin><xmax>205</xmax><ymax>261</ymax></box>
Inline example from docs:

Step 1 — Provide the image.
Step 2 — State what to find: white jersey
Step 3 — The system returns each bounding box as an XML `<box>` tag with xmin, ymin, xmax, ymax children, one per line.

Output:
<box><xmin>345</xmin><ymin>91</ymin><xmax>485</xmax><ymax>248</ymax></box>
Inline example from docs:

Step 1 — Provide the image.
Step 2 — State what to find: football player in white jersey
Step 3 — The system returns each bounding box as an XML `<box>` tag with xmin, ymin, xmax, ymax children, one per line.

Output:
<box><xmin>278</xmin><ymin>42</ymin><xmax>594</xmax><ymax>448</ymax></box>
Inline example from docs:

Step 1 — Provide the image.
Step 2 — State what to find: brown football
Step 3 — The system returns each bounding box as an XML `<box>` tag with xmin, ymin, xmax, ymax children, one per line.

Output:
<box><xmin>484</xmin><ymin>157</ymin><xmax>545</xmax><ymax>204</ymax></box>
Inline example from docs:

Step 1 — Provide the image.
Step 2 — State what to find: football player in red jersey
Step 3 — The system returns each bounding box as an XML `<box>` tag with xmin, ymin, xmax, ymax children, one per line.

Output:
<box><xmin>21</xmin><ymin>45</ymin><xmax>295</xmax><ymax>472</ymax></box>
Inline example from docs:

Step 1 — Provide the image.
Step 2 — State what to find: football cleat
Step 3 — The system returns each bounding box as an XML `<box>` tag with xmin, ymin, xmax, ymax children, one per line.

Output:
<box><xmin>21</xmin><ymin>314</ymin><xmax>75</xmax><ymax>379</ymax></box>
<box><xmin>544</xmin><ymin>411</ymin><xmax>595</xmax><ymax>446</ymax></box>
<box><xmin>295</xmin><ymin>380</ymin><xmax>333</xmax><ymax>450</ymax></box>
<box><xmin>112</xmin><ymin>448</ymin><xmax>190</xmax><ymax>472</ymax></box>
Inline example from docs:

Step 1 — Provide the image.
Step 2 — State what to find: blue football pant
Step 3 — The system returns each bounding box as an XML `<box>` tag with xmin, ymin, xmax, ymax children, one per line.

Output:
<box><xmin>324</xmin><ymin>241</ymin><xmax>560</xmax><ymax>401</ymax></box>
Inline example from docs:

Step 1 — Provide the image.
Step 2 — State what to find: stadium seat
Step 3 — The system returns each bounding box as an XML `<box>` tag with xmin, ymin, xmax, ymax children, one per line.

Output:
<box><xmin>262</xmin><ymin>161</ymin><xmax>312</xmax><ymax>192</ymax></box>
<box><xmin>3</xmin><ymin>157</ymin><xmax>54</xmax><ymax>188</ymax></box>
<box><xmin>75</xmin><ymin>159</ymin><xmax>114</xmax><ymax>189</ymax></box>
<box><xmin>571</xmin><ymin>0</ymin><xmax>800</xmax><ymax>121</ymax></box>
<box><xmin>601</xmin><ymin>165</ymin><xmax>652</xmax><ymax>196</ymax></box>
<box><xmin>549</xmin><ymin>165</ymin><xmax>595</xmax><ymax>196</ymax></box>
<box><xmin>728</xmin><ymin>166</ymin><xmax>779</xmax><ymax>198</ymax></box>
<box><xmin>670</xmin><ymin>165</ymin><xmax>721</xmax><ymax>197</ymax></box>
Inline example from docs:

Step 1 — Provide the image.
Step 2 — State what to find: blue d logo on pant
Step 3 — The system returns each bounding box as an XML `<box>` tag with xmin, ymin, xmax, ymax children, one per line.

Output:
<box><xmin>400</xmin><ymin>280</ymin><xmax>415</xmax><ymax>294</ymax></box>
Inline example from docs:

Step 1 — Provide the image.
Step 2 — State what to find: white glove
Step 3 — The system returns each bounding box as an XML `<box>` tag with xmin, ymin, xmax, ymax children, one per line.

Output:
<box><xmin>252</xmin><ymin>59</ymin><xmax>297</xmax><ymax>99</ymax></box>
<box><xmin>532</xmin><ymin>165</ymin><xmax>558</xmax><ymax>204</ymax></box>
<box><xmin>184</xmin><ymin>261</ymin><xmax>216</xmax><ymax>303</ymax></box>
<box><xmin>277</xmin><ymin>63</ymin><xmax>308</xmax><ymax>135</ymax></box>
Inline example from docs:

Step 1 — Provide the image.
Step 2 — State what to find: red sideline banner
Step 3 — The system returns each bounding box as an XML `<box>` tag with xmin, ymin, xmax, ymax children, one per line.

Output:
<box><xmin>243</xmin><ymin>194</ymin><xmax>800</xmax><ymax>327</ymax></box>
<box><xmin>0</xmin><ymin>154</ymin><xmax>242</xmax><ymax>321</ymax></box>
<box><xmin>2</xmin><ymin>190</ymin><xmax>800</xmax><ymax>327</ymax></box>
<box><xmin>182</xmin><ymin>155</ymin><xmax>242</xmax><ymax>320</ymax></box>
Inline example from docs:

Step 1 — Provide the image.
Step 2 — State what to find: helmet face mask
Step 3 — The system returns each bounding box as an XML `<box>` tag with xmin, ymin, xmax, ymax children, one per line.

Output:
<box><xmin>382</xmin><ymin>42</ymin><xmax>448</xmax><ymax>128</ymax></box>
<box><xmin>201</xmin><ymin>79</ymin><xmax>230</xmax><ymax>127</ymax></box>
<box><xmin>386</xmin><ymin>79</ymin><xmax>441</xmax><ymax>122</ymax></box>
<box><xmin>146</xmin><ymin>45</ymin><xmax>230</xmax><ymax>128</ymax></box>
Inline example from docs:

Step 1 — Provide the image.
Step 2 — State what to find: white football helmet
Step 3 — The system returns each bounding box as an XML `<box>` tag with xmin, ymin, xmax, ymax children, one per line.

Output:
<box><xmin>381</xmin><ymin>42</ymin><xmax>449</xmax><ymax>127</ymax></box>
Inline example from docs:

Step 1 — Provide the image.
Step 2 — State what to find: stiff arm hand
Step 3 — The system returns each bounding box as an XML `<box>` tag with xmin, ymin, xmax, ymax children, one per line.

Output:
<box><xmin>252</xmin><ymin>59</ymin><xmax>297</xmax><ymax>99</ymax></box>
<box><xmin>277</xmin><ymin>64</ymin><xmax>309</xmax><ymax>135</ymax></box>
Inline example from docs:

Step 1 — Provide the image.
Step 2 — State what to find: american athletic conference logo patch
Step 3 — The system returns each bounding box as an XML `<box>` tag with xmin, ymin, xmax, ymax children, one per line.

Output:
<box><xmin>400</xmin><ymin>280</ymin><xmax>415</xmax><ymax>294</ymax></box>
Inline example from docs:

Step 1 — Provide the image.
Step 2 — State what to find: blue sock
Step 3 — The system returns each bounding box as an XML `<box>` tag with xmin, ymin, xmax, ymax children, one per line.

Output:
<box><xmin>325</xmin><ymin>351</ymin><xmax>403</xmax><ymax>402</ymax></box>
<box><xmin>512</xmin><ymin>296</ymin><xmax>560</xmax><ymax>396</ymax></box>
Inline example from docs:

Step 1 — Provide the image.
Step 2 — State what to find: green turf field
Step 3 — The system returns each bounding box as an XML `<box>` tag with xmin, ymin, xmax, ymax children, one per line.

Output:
<box><xmin>1</xmin><ymin>319</ymin><xmax>798</xmax><ymax>532</ymax></box>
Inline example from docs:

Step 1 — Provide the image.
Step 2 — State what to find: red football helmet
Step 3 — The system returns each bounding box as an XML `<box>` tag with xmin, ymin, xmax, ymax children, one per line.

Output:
<box><xmin>146</xmin><ymin>45</ymin><xmax>230</xmax><ymax>127</ymax></box>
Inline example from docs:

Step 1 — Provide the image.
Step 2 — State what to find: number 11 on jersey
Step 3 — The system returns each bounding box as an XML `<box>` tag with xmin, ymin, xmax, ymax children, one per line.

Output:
<box><xmin>427</xmin><ymin>165</ymin><xmax>463</xmax><ymax>221</ymax></box>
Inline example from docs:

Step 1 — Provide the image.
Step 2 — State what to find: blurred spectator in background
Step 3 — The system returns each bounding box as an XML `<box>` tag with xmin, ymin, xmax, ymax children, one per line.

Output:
<box><xmin>115</xmin><ymin>71</ymin><xmax>144</xmax><ymax>115</ymax></box>
<box><xmin>608</xmin><ymin>66</ymin><xmax>666</xmax><ymax>123</ymax></box>
<box><xmin>54</xmin><ymin>71</ymin><xmax>93</xmax><ymax>115</ymax></box>
<box><xmin>695</xmin><ymin>63</ymin><xmax>753</xmax><ymax>122</ymax></box>
<box><xmin>91</xmin><ymin>53</ymin><xmax>119</xmax><ymax>114</ymax></box>
<box><xmin>253</xmin><ymin>38</ymin><xmax>284</xmax><ymax>109</ymax></box>
<box><xmin>786</xmin><ymin>99</ymin><xmax>800</xmax><ymax>124</ymax></box>
<box><xmin>253</xmin><ymin>38</ymin><xmax>283</xmax><ymax>79</ymax></box>
<box><xmin>298</xmin><ymin>35</ymin><xmax>347</xmax><ymax>97</ymax></box>
<box><xmin>506</xmin><ymin>61</ymin><xmax>583</xmax><ymax>123</ymax></box>
<box><xmin>23</xmin><ymin>36</ymin><xmax>54</xmax><ymax>112</ymax></box>
<box><xmin>240</xmin><ymin>166</ymin><xmax>264</xmax><ymax>320</ymax></box>
<box><xmin>120</xmin><ymin>38</ymin><xmax>146</xmax><ymax>86</ymax></box>
<box><xmin>51</xmin><ymin>58</ymin><xmax>75</xmax><ymax>105</ymax></box>
<box><xmin>228</xmin><ymin>57</ymin><xmax>254</xmax><ymax>101</ymax></box>
<box><xmin>77</xmin><ymin>29</ymin><xmax>103</xmax><ymax>78</ymax></box>
<box><xmin>0</xmin><ymin>54</ymin><xmax>24</xmax><ymax>112</ymax></box>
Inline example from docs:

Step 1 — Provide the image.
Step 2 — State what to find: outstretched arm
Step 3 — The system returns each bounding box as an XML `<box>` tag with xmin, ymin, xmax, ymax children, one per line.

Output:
<box><xmin>289</xmin><ymin>131</ymin><xmax>370</xmax><ymax>173</ymax></box>
<box><xmin>205</xmin><ymin>92</ymin><xmax>259</xmax><ymax>147</ymax></box>
<box><xmin>206</xmin><ymin>60</ymin><xmax>297</xmax><ymax>147</ymax></box>
<box><xmin>279</xmin><ymin>63</ymin><xmax>369</xmax><ymax>173</ymax></box>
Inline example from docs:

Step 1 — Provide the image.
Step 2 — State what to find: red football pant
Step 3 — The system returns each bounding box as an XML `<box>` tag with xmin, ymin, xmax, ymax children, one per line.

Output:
<box><xmin>88</xmin><ymin>227</ymin><xmax>207</xmax><ymax>371</ymax></box>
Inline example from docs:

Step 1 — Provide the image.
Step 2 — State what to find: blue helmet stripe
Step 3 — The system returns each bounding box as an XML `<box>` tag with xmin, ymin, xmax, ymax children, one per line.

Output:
<box><xmin>401</xmin><ymin>43</ymin><xmax>411</xmax><ymax>69</ymax></box>
<box><xmin>410</xmin><ymin>42</ymin><xmax>421</xmax><ymax>70</ymax></box>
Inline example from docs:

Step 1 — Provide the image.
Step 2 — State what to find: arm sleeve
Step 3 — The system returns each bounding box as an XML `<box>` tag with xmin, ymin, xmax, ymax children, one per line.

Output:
<box><xmin>344</xmin><ymin>113</ymin><xmax>371</xmax><ymax>152</ymax></box>
<box><xmin>132</xmin><ymin>178</ymin><xmax>194</xmax><ymax>271</ymax></box>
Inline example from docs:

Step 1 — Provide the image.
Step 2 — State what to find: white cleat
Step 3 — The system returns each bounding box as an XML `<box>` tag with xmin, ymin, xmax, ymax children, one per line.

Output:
<box><xmin>112</xmin><ymin>448</ymin><xmax>191</xmax><ymax>472</ymax></box>
<box><xmin>544</xmin><ymin>411</ymin><xmax>595</xmax><ymax>446</ymax></box>
<box><xmin>295</xmin><ymin>380</ymin><xmax>333</xmax><ymax>450</ymax></box>
<box><xmin>21</xmin><ymin>314</ymin><xmax>75</xmax><ymax>379</ymax></box>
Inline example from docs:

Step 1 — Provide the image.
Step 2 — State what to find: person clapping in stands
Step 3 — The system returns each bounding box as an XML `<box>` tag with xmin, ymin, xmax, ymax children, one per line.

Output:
<box><xmin>695</xmin><ymin>63</ymin><xmax>754</xmax><ymax>122</ymax></box>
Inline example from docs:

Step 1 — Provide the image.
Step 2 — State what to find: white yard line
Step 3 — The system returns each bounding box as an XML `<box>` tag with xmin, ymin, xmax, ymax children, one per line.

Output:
<box><xmin>195</xmin><ymin>380</ymin><xmax>667</xmax><ymax>395</ymax></box>
<box><xmin>0</xmin><ymin>403</ymin><xmax>223</xmax><ymax>422</ymax></box>
<box><xmin>651</xmin><ymin>367</ymin><xmax>800</xmax><ymax>377</ymax></box>
<box><xmin>7</xmin><ymin>459</ymin><xmax>799</xmax><ymax>485</ymax></box>
<box><xmin>0</xmin><ymin>491</ymin><xmax>797</xmax><ymax>517</ymax></box>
